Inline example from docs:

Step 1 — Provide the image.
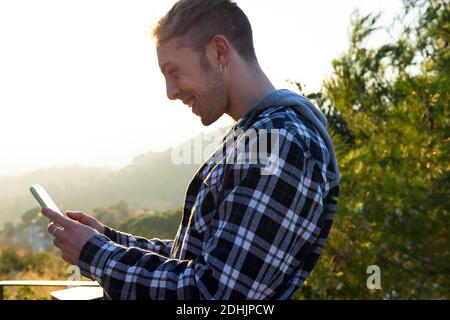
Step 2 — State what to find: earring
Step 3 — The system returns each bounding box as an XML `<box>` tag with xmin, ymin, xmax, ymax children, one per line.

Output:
<box><xmin>219</xmin><ymin>64</ymin><xmax>227</xmax><ymax>72</ymax></box>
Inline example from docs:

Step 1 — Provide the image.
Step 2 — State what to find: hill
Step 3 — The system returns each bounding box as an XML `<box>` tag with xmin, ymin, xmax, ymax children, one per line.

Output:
<box><xmin>0</xmin><ymin>128</ymin><xmax>228</xmax><ymax>227</ymax></box>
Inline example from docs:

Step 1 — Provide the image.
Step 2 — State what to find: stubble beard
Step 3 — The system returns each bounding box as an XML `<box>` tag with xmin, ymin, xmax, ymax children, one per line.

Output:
<box><xmin>200</xmin><ymin>67</ymin><xmax>227</xmax><ymax>126</ymax></box>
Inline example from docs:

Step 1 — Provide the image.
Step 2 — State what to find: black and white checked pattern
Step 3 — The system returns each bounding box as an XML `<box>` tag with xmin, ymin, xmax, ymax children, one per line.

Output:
<box><xmin>78</xmin><ymin>103</ymin><xmax>340</xmax><ymax>300</ymax></box>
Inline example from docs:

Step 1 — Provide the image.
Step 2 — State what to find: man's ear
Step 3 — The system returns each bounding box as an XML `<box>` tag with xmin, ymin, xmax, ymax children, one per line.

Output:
<box><xmin>208</xmin><ymin>35</ymin><xmax>231</xmax><ymax>67</ymax></box>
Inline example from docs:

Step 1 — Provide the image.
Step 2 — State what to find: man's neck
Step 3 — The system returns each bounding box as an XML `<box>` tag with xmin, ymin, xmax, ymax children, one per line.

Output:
<box><xmin>227</xmin><ymin>65</ymin><xmax>276</xmax><ymax>122</ymax></box>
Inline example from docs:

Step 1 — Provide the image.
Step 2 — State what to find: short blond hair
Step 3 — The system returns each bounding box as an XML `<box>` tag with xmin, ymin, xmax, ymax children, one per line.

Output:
<box><xmin>153</xmin><ymin>0</ymin><xmax>257</xmax><ymax>64</ymax></box>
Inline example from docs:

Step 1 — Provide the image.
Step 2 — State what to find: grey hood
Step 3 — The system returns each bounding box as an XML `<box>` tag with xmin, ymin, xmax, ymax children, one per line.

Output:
<box><xmin>239</xmin><ymin>89</ymin><xmax>341</xmax><ymax>182</ymax></box>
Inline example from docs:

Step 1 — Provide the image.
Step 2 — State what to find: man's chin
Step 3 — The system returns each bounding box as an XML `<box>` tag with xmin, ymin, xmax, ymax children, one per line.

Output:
<box><xmin>200</xmin><ymin>116</ymin><xmax>213</xmax><ymax>126</ymax></box>
<box><xmin>199</xmin><ymin>112</ymin><xmax>221</xmax><ymax>126</ymax></box>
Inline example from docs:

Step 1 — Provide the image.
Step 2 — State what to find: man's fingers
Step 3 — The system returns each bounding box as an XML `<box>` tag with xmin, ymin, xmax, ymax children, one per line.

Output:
<box><xmin>66</xmin><ymin>211</ymin><xmax>94</xmax><ymax>225</ymax></box>
<box><xmin>61</xmin><ymin>253</ymin><xmax>75</xmax><ymax>265</ymax></box>
<box><xmin>66</xmin><ymin>211</ymin><xmax>83</xmax><ymax>221</ymax></box>
<box><xmin>53</xmin><ymin>238</ymin><xmax>62</xmax><ymax>248</ymax></box>
<box><xmin>41</xmin><ymin>208</ymin><xmax>73</xmax><ymax>228</ymax></box>
<box><xmin>47</xmin><ymin>222</ymin><xmax>64</xmax><ymax>238</ymax></box>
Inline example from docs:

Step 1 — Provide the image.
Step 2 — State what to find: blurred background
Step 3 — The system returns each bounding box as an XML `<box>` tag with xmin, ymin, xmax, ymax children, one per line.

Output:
<box><xmin>0</xmin><ymin>0</ymin><xmax>448</xmax><ymax>299</ymax></box>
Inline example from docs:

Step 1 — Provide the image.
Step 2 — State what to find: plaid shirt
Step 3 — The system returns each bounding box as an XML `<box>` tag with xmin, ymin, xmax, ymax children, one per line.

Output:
<box><xmin>78</xmin><ymin>104</ymin><xmax>340</xmax><ymax>300</ymax></box>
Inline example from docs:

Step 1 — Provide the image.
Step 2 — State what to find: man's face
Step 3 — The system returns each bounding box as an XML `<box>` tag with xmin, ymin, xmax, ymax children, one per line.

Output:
<box><xmin>157</xmin><ymin>37</ymin><xmax>227</xmax><ymax>126</ymax></box>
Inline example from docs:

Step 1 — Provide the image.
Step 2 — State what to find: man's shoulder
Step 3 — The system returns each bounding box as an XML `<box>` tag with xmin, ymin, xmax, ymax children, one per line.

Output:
<box><xmin>247</xmin><ymin>105</ymin><xmax>339</xmax><ymax>188</ymax></box>
<box><xmin>248</xmin><ymin>105</ymin><xmax>327</xmax><ymax>155</ymax></box>
<box><xmin>248</xmin><ymin>105</ymin><xmax>318</xmax><ymax>132</ymax></box>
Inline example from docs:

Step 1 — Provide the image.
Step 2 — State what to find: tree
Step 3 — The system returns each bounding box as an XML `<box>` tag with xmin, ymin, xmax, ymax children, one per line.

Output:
<box><xmin>294</xmin><ymin>0</ymin><xmax>449</xmax><ymax>299</ymax></box>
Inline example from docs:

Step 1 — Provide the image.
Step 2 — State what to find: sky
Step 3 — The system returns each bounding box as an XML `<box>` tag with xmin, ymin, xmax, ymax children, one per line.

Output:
<box><xmin>0</xmin><ymin>0</ymin><xmax>404</xmax><ymax>177</ymax></box>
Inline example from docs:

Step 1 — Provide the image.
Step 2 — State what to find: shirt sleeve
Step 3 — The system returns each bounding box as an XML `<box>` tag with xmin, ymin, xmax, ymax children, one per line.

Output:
<box><xmin>78</xmin><ymin>129</ymin><xmax>333</xmax><ymax>299</ymax></box>
<box><xmin>103</xmin><ymin>226</ymin><xmax>173</xmax><ymax>257</ymax></box>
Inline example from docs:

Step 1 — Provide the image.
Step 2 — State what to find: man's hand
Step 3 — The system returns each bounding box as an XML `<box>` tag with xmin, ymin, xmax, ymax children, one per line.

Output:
<box><xmin>42</xmin><ymin>208</ymin><xmax>100</xmax><ymax>265</ymax></box>
<box><xmin>65</xmin><ymin>211</ymin><xmax>105</xmax><ymax>234</ymax></box>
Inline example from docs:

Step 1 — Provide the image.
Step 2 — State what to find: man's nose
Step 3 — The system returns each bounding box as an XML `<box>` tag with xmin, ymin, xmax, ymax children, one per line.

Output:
<box><xmin>166</xmin><ymin>81</ymin><xmax>180</xmax><ymax>101</ymax></box>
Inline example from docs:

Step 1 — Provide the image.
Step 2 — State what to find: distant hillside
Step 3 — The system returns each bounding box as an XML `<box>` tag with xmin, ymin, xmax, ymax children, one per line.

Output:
<box><xmin>0</xmin><ymin>128</ymin><xmax>229</xmax><ymax>226</ymax></box>
<box><xmin>0</xmin><ymin>202</ymin><xmax>181</xmax><ymax>250</ymax></box>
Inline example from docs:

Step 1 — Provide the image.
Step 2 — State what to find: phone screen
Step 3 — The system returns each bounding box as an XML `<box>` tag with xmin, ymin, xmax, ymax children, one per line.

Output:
<box><xmin>29</xmin><ymin>184</ymin><xmax>64</xmax><ymax>216</ymax></box>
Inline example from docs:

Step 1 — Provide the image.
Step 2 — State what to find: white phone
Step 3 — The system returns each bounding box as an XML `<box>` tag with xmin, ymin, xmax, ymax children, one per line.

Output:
<box><xmin>29</xmin><ymin>184</ymin><xmax>64</xmax><ymax>216</ymax></box>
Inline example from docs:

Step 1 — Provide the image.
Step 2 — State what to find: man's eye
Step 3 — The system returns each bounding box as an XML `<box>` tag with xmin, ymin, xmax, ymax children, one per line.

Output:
<box><xmin>169</xmin><ymin>70</ymin><xmax>178</xmax><ymax>77</ymax></box>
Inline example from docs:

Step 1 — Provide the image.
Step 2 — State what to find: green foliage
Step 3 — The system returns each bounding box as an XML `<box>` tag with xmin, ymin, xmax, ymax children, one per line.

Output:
<box><xmin>92</xmin><ymin>201</ymin><xmax>133</xmax><ymax>228</ymax></box>
<box><xmin>0</xmin><ymin>246</ymin><xmax>68</xmax><ymax>277</ymax></box>
<box><xmin>91</xmin><ymin>202</ymin><xmax>181</xmax><ymax>239</ymax></box>
<box><xmin>294</xmin><ymin>0</ymin><xmax>449</xmax><ymax>299</ymax></box>
<box><xmin>0</xmin><ymin>207</ymin><xmax>54</xmax><ymax>251</ymax></box>
<box><xmin>117</xmin><ymin>209</ymin><xmax>181</xmax><ymax>240</ymax></box>
<box><xmin>15</xmin><ymin>286</ymin><xmax>35</xmax><ymax>300</ymax></box>
<box><xmin>0</xmin><ymin>247</ymin><xmax>26</xmax><ymax>274</ymax></box>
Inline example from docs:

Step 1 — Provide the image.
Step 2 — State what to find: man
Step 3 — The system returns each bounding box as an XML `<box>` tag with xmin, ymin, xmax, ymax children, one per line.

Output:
<box><xmin>43</xmin><ymin>0</ymin><xmax>340</xmax><ymax>299</ymax></box>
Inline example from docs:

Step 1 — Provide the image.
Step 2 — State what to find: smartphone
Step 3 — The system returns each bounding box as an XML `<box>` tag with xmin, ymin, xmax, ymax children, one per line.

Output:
<box><xmin>29</xmin><ymin>184</ymin><xmax>64</xmax><ymax>216</ymax></box>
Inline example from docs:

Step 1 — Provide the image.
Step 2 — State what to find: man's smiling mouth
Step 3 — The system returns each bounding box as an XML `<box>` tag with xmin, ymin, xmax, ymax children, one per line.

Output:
<box><xmin>181</xmin><ymin>97</ymin><xmax>194</xmax><ymax>108</ymax></box>
<box><xmin>179</xmin><ymin>94</ymin><xmax>198</xmax><ymax>115</ymax></box>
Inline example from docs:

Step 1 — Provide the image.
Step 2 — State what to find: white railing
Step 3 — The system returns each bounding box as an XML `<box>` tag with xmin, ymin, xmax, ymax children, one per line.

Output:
<box><xmin>0</xmin><ymin>280</ymin><xmax>101</xmax><ymax>300</ymax></box>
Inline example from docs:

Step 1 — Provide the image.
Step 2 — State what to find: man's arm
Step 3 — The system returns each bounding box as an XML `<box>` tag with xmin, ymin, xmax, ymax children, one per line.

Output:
<box><xmin>77</xmin><ymin>129</ymin><xmax>337</xmax><ymax>299</ymax></box>
<box><xmin>103</xmin><ymin>226</ymin><xmax>174</xmax><ymax>257</ymax></box>
<box><xmin>65</xmin><ymin>211</ymin><xmax>174</xmax><ymax>257</ymax></box>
